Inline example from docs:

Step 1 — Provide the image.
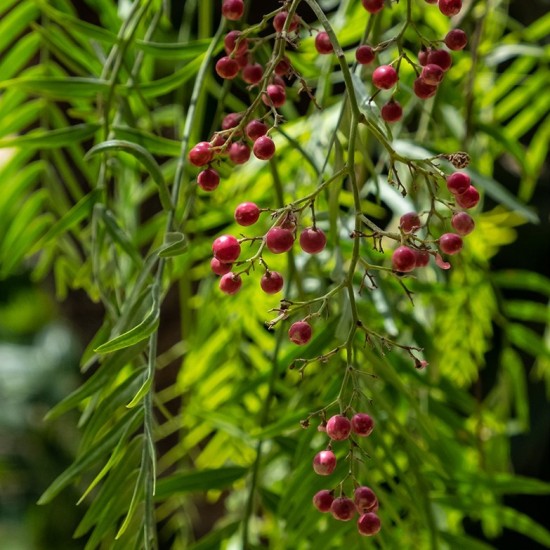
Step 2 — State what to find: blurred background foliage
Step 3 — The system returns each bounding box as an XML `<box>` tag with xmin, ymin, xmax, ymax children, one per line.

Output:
<box><xmin>0</xmin><ymin>0</ymin><xmax>549</xmax><ymax>548</ymax></box>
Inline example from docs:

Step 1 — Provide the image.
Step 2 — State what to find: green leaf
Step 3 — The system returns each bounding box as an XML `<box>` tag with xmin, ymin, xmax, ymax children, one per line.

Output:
<box><xmin>498</xmin><ymin>506</ymin><xmax>550</xmax><ymax>547</ymax></box>
<box><xmin>0</xmin><ymin>32</ymin><xmax>41</xmax><ymax>81</ymax></box>
<box><xmin>126</xmin><ymin>374</ymin><xmax>153</xmax><ymax>408</ymax></box>
<box><xmin>0</xmin><ymin>2</ymin><xmax>39</xmax><ymax>56</ymax></box>
<box><xmin>0</xmin><ymin>124</ymin><xmax>100</xmax><ymax>149</ymax></box>
<box><xmin>135</xmin><ymin>38</ymin><xmax>212</xmax><ymax>60</ymax></box>
<box><xmin>493</xmin><ymin>270</ymin><xmax>550</xmax><ymax>297</ymax></box>
<box><xmin>1</xmin><ymin>77</ymin><xmax>111</xmax><ymax>99</ymax></box>
<box><xmin>113</xmin><ymin>126</ymin><xmax>181</xmax><ymax>157</ymax></box>
<box><xmin>138</xmin><ymin>56</ymin><xmax>204</xmax><ymax>98</ymax></box>
<box><xmin>158</xmin><ymin>232</ymin><xmax>188</xmax><ymax>258</ymax></box>
<box><xmin>507</xmin><ymin>323</ymin><xmax>550</xmax><ymax>359</ymax></box>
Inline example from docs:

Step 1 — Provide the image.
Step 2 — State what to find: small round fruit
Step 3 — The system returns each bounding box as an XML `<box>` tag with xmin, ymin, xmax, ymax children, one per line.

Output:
<box><xmin>456</xmin><ymin>185</ymin><xmax>480</xmax><ymax>209</ymax></box>
<box><xmin>357</xmin><ymin>512</ymin><xmax>381</xmax><ymax>536</ymax></box>
<box><xmin>313</xmin><ymin>490</ymin><xmax>334</xmax><ymax>512</ymax></box>
<box><xmin>234</xmin><ymin>202</ymin><xmax>260</xmax><ymax>226</ymax></box>
<box><xmin>313</xmin><ymin>450</ymin><xmax>336</xmax><ymax>475</ymax></box>
<box><xmin>253</xmin><ymin>135</ymin><xmax>276</xmax><ymax>160</ymax></box>
<box><xmin>331</xmin><ymin>497</ymin><xmax>356</xmax><ymax>521</ymax></box>
<box><xmin>222</xmin><ymin>112</ymin><xmax>242</xmax><ymax>130</ymax></box>
<box><xmin>421</xmin><ymin>63</ymin><xmax>444</xmax><ymax>86</ymax></box>
<box><xmin>215</xmin><ymin>56</ymin><xmax>239</xmax><ymax>79</ymax></box>
<box><xmin>299</xmin><ymin>227</ymin><xmax>327</xmax><ymax>254</ymax></box>
<box><xmin>219</xmin><ymin>272</ymin><xmax>242</xmax><ymax>294</ymax></box>
<box><xmin>446</xmin><ymin>172</ymin><xmax>471</xmax><ymax>195</ymax></box>
<box><xmin>266</xmin><ymin>227</ymin><xmax>294</xmax><ymax>254</ymax></box>
<box><xmin>439</xmin><ymin>0</ymin><xmax>462</xmax><ymax>17</ymax></box>
<box><xmin>245</xmin><ymin>120</ymin><xmax>268</xmax><ymax>141</ymax></box>
<box><xmin>211</xmin><ymin>257</ymin><xmax>232</xmax><ymax>276</ymax></box>
<box><xmin>413</xmin><ymin>77</ymin><xmax>437</xmax><ymax>99</ymax></box>
<box><xmin>400</xmin><ymin>212</ymin><xmax>421</xmax><ymax>233</ymax></box>
<box><xmin>315</xmin><ymin>32</ymin><xmax>333</xmax><ymax>55</ymax></box>
<box><xmin>427</xmin><ymin>49</ymin><xmax>453</xmax><ymax>71</ymax></box>
<box><xmin>212</xmin><ymin>235</ymin><xmax>241</xmax><ymax>263</ymax></box>
<box><xmin>273</xmin><ymin>11</ymin><xmax>300</xmax><ymax>33</ymax></box>
<box><xmin>197</xmin><ymin>168</ymin><xmax>220</xmax><ymax>191</ymax></box>
<box><xmin>439</xmin><ymin>233</ymin><xmax>463</xmax><ymax>255</ymax></box>
<box><xmin>224</xmin><ymin>30</ymin><xmax>248</xmax><ymax>56</ymax></box>
<box><xmin>263</xmin><ymin>84</ymin><xmax>286</xmax><ymax>108</ymax></box>
<box><xmin>418</xmin><ymin>48</ymin><xmax>430</xmax><ymax>66</ymax></box>
<box><xmin>451</xmin><ymin>212</ymin><xmax>475</xmax><ymax>235</ymax></box>
<box><xmin>222</xmin><ymin>0</ymin><xmax>244</xmax><ymax>21</ymax></box>
<box><xmin>188</xmin><ymin>141</ymin><xmax>213</xmax><ymax>166</ymax></box>
<box><xmin>354</xmin><ymin>486</ymin><xmax>378</xmax><ymax>514</ymax></box>
<box><xmin>275</xmin><ymin>56</ymin><xmax>291</xmax><ymax>76</ymax></box>
<box><xmin>361</xmin><ymin>0</ymin><xmax>384</xmax><ymax>14</ymax></box>
<box><xmin>326</xmin><ymin>415</ymin><xmax>352</xmax><ymax>441</ymax></box>
<box><xmin>355</xmin><ymin>45</ymin><xmax>375</xmax><ymax>65</ymax></box>
<box><xmin>242</xmin><ymin>63</ymin><xmax>263</xmax><ymax>85</ymax></box>
<box><xmin>445</xmin><ymin>29</ymin><xmax>468</xmax><ymax>50</ymax></box>
<box><xmin>228</xmin><ymin>142</ymin><xmax>251</xmax><ymax>165</ymax></box>
<box><xmin>392</xmin><ymin>246</ymin><xmax>416</xmax><ymax>272</ymax></box>
<box><xmin>381</xmin><ymin>99</ymin><xmax>403</xmax><ymax>122</ymax></box>
<box><xmin>351</xmin><ymin>413</ymin><xmax>374</xmax><ymax>436</ymax></box>
<box><xmin>260</xmin><ymin>271</ymin><xmax>284</xmax><ymax>294</ymax></box>
<box><xmin>414</xmin><ymin>249</ymin><xmax>430</xmax><ymax>268</ymax></box>
<box><xmin>372</xmin><ymin>65</ymin><xmax>398</xmax><ymax>90</ymax></box>
<box><xmin>289</xmin><ymin>320</ymin><xmax>312</xmax><ymax>345</ymax></box>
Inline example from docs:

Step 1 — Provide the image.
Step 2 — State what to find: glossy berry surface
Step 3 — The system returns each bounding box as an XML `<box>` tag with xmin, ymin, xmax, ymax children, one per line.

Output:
<box><xmin>361</xmin><ymin>0</ymin><xmax>385</xmax><ymax>14</ymax></box>
<box><xmin>445</xmin><ymin>29</ymin><xmax>468</xmax><ymax>50</ymax></box>
<box><xmin>421</xmin><ymin>64</ymin><xmax>444</xmax><ymax>86</ymax></box>
<box><xmin>381</xmin><ymin>100</ymin><xmax>403</xmax><ymax>122</ymax></box>
<box><xmin>212</xmin><ymin>235</ymin><xmax>241</xmax><ymax>263</ymax></box>
<box><xmin>222</xmin><ymin>112</ymin><xmax>242</xmax><ymax>130</ymax></box>
<box><xmin>456</xmin><ymin>185</ymin><xmax>480</xmax><ymax>209</ymax></box>
<box><xmin>427</xmin><ymin>49</ymin><xmax>452</xmax><ymax>71</ymax></box>
<box><xmin>392</xmin><ymin>246</ymin><xmax>417</xmax><ymax>272</ymax></box>
<box><xmin>260</xmin><ymin>271</ymin><xmax>284</xmax><ymax>294</ymax></box>
<box><xmin>439</xmin><ymin>0</ymin><xmax>462</xmax><ymax>16</ymax></box>
<box><xmin>219</xmin><ymin>273</ymin><xmax>242</xmax><ymax>294</ymax></box>
<box><xmin>234</xmin><ymin>202</ymin><xmax>260</xmax><ymax>226</ymax></box>
<box><xmin>242</xmin><ymin>63</ymin><xmax>263</xmax><ymax>85</ymax></box>
<box><xmin>312</xmin><ymin>450</ymin><xmax>336</xmax><ymax>475</ymax></box>
<box><xmin>315</xmin><ymin>32</ymin><xmax>333</xmax><ymax>55</ymax></box>
<box><xmin>446</xmin><ymin>172</ymin><xmax>471</xmax><ymax>195</ymax></box>
<box><xmin>266</xmin><ymin>227</ymin><xmax>294</xmax><ymax>254</ymax></box>
<box><xmin>275</xmin><ymin>57</ymin><xmax>291</xmax><ymax>76</ymax></box>
<box><xmin>224</xmin><ymin>30</ymin><xmax>248</xmax><ymax>56</ymax></box>
<box><xmin>400</xmin><ymin>212</ymin><xmax>422</xmax><ymax>233</ymax></box>
<box><xmin>215</xmin><ymin>56</ymin><xmax>239</xmax><ymax>79</ymax></box>
<box><xmin>197</xmin><ymin>168</ymin><xmax>220</xmax><ymax>191</ymax></box>
<box><xmin>372</xmin><ymin>65</ymin><xmax>398</xmax><ymax>90</ymax></box>
<box><xmin>245</xmin><ymin>120</ymin><xmax>268</xmax><ymax>141</ymax></box>
<box><xmin>439</xmin><ymin>233</ymin><xmax>463</xmax><ymax>255</ymax></box>
<box><xmin>451</xmin><ymin>212</ymin><xmax>475</xmax><ymax>235</ymax></box>
<box><xmin>211</xmin><ymin>257</ymin><xmax>232</xmax><ymax>276</ymax></box>
<box><xmin>418</xmin><ymin>48</ymin><xmax>430</xmax><ymax>66</ymax></box>
<box><xmin>253</xmin><ymin>135</ymin><xmax>276</xmax><ymax>160</ymax></box>
<box><xmin>313</xmin><ymin>490</ymin><xmax>334</xmax><ymax>512</ymax></box>
<box><xmin>228</xmin><ymin>142</ymin><xmax>251</xmax><ymax>165</ymax></box>
<box><xmin>326</xmin><ymin>415</ymin><xmax>352</xmax><ymax>441</ymax></box>
<box><xmin>357</xmin><ymin>513</ymin><xmax>381</xmax><ymax>536</ymax></box>
<box><xmin>289</xmin><ymin>320</ymin><xmax>312</xmax><ymax>345</ymax></box>
<box><xmin>273</xmin><ymin>11</ymin><xmax>300</xmax><ymax>33</ymax></box>
<box><xmin>299</xmin><ymin>227</ymin><xmax>327</xmax><ymax>254</ymax></box>
<box><xmin>188</xmin><ymin>142</ymin><xmax>213</xmax><ymax>166</ymax></box>
<box><xmin>413</xmin><ymin>77</ymin><xmax>437</xmax><ymax>99</ymax></box>
<box><xmin>222</xmin><ymin>0</ymin><xmax>244</xmax><ymax>21</ymax></box>
<box><xmin>355</xmin><ymin>45</ymin><xmax>375</xmax><ymax>65</ymax></box>
<box><xmin>263</xmin><ymin>84</ymin><xmax>286</xmax><ymax>108</ymax></box>
<box><xmin>351</xmin><ymin>413</ymin><xmax>375</xmax><ymax>436</ymax></box>
<box><xmin>331</xmin><ymin>497</ymin><xmax>356</xmax><ymax>521</ymax></box>
<box><xmin>414</xmin><ymin>249</ymin><xmax>430</xmax><ymax>268</ymax></box>
<box><xmin>354</xmin><ymin>486</ymin><xmax>378</xmax><ymax>513</ymax></box>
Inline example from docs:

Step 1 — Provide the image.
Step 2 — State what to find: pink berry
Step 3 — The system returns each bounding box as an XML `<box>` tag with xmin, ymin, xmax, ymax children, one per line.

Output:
<box><xmin>418</xmin><ymin>48</ymin><xmax>430</xmax><ymax>66</ymax></box>
<box><xmin>211</xmin><ymin>257</ymin><xmax>232</xmax><ymax>276</ymax></box>
<box><xmin>451</xmin><ymin>212</ymin><xmax>475</xmax><ymax>235</ymax></box>
<box><xmin>210</xmin><ymin>134</ymin><xmax>227</xmax><ymax>149</ymax></box>
<box><xmin>355</xmin><ymin>45</ymin><xmax>375</xmax><ymax>65</ymax></box>
<box><xmin>288</xmin><ymin>320</ymin><xmax>312</xmax><ymax>345</ymax></box>
<box><xmin>439</xmin><ymin>233</ymin><xmax>463</xmax><ymax>255</ymax></box>
<box><xmin>361</xmin><ymin>0</ymin><xmax>384</xmax><ymax>14</ymax></box>
<box><xmin>447</xmin><ymin>172</ymin><xmax>471</xmax><ymax>195</ymax></box>
<box><xmin>413</xmin><ymin>77</ymin><xmax>438</xmax><ymax>99</ymax></box>
<box><xmin>299</xmin><ymin>227</ymin><xmax>327</xmax><ymax>254</ymax></box>
<box><xmin>212</xmin><ymin>235</ymin><xmax>241</xmax><ymax>263</ymax></box>
<box><xmin>421</xmin><ymin>64</ymin><xmax>444</xmax><ymax>86</ymax></box>
<box><xmin>242</xmin><ymin>63</ymin><xmax>263</xmax><ymax>85</ymax></box>
<box><xmin>315</xmin><ymin>32</ymin><xmax>333</xmax><ymax>55</ymax></box>
<box><xmin>439</xmin><ymin>0</ymin><xmax>462</xmax><ymax>17</ymax></box>
<box><xmin>445</xmin><ymin>29</ymin><xmax>468</xmax><ymax>51</ymax></box>
<box><xmin>260</xmin><ymin>271</ymin><xmax>284</xmax><ymax>294</ymax></box>
<box><xmin>253</xmin><ymin>135</ymin><xmax>276</xmax><ymax>160</ymax></box>
<box><xmin>266</xmin><ymin>227</ymin><xmax>294</xmax><ymax>254</ymax></box>
<box><xmin>331</xmin><ymin>497</ymin><xmax>356</xmax><ymax>521</ymax></box>
<box><xmin>354</xmin><ymin>486</ymin><xmax>378</xmax><ymax>514</ymax></box>
<box><xmin>275</xmin><ymin>56</ymin><xmax>292</xmax><ymax>76</ymax></box>
<box><xmin>263</xmin><ymin>84</ymin><xmax>286</xmax><ymax>108</ymax></box>
<box><xmin>400</xmin><ymin>212</ymin><xmax>421</xmax><ymax>233</ymax></box>
<box><xmin>351</xmin><ymin>413</ymin><xmax>374</xmax><ymax>436</ymax></box>
<box><xmin>224</xmin><ymin>31</ymin><xmax>248</xmax><ymax>56</ymax></box>
<box><xmin>245</xmin><ymin>120</ymin><xmax>268</xmax><ymax>141</ymax></box>
<box><xmin>273</xmin><ymin>11</ymin><xmax>300</xmax><ymax>33</ymax></box>
<box><xmin>381</xmin><ymin>99</ymin><xmax>403</xmax><ymax>123</ymax></box>
<box><xmin>372</xmin><ymin>65</ymin><xmax>398</xmax><ymax>90</ymax></box>
<box><xmin>234</xmin><ymin>202</ymin><xmax>260</xmax><ymax>226</ymax></box>
<box><xmin>414</xmin><ymin>249</ymin><xmax>430</xmax><ymax>268</ymax></box>
<box><xmin>228</xmin><ymin>142</ymin><xmax>251</xmax><ymax>165</ymax></box>
<box><xmin>197</xmin><ymin>168</ymin><xmax>220</xmax><ymax>191</ymax></box>
<box><xmin>235</xmin><ymin>54</ymin><xmax>249</xmax><ymax>68</ymax></box>
<box><xmin>222</xmin><ymin>112</ymin><xmax>242</xmax><ymax>131</ymax></box>
<box><xmin>427</xmin><ymin>49</ymin><xmax>452</xmax><ymax>71</ymax></box>
<box><xmin>219</xmin><ymin>272</ymin><xmax>242</xmax><ymax>294</ymax></box>
<box><xmin>392</xmin><ymin>246</ymin><xmax>416</xmax><ymax>273</ymax></box>
<box><xmin>456</xmin><ymin>185</ymin><xmax>480</xmax><ymax>209</ymax></box>
<box><xmin>313</xmin><ymin>490</ymin><xmax>334</xmax><ymax>512</ymax></box>
<box><xmin>222</xmin><ymin>0</ymin><xmax>244</xmax><ymax>21</ymax></box>
<box><xmin>188</xmin><ymin>141</ymin><xmax>213</xmax><ymax>166</ymax></box>
<box><xmin>313</xmin><ymin>450</ymin><xmax>336</xmax><ymax>475</ymax></box>
<box><xmin>326</xmin><ymin>415</ymin><xmax>352</xmax><ymax>441</ymax></box>
<box><xmin>357</xmin><ymin>512</ymin><xmax>381</xmax><ymax>536</ymax></box>
<box><xmin>216</xmin><ymin>56</ymin><xmax>239</xmax><ymax>79</ymax></box>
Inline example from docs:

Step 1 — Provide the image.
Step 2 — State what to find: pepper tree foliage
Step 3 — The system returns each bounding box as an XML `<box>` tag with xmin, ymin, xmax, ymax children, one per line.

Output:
<box><xmin>1</xmin><ymin>0</ymin><xmax>550</xmax><ymax>548</ymax></box>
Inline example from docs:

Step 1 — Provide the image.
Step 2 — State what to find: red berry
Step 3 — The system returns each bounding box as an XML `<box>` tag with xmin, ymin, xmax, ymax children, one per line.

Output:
<box><xmin>355</xmin><ymin>45</ymin><xmax>375</xmax><ymax>65</ymax></box>
<box><xmin>313</xmin><ymin>450</ymin><xmax>336</xmax><ymax>475</ymax></box>
<box><xmin>372</xmin><ymin>65</ymin><xmax>398</xmax><ymax>90</ymax></box>
<box><xmin>445</xmin><ymin>29</ymin><xmax>468</xmax><ymax>51</ymax></box>
<box><xmin>413</xmin><ymin>77</ymin><xmax>438</xmax><ymax>99</ymax></box>
<box><xmin>211</xmin><ymin>257</ymin><xmax>232</xmax><ymax>276</ymax></box>
<box><xmin>216</xmin><ymin>56</ymin><xmax>239</xmax><ymax>79</ymax></box>
<box><xmin>273</xmin><ymin>11</ymin><xmax>300</xmax><ymax>33</ymax></box>
<box><xmin>242</xmin><ymin>63</ymin><xmax>263</xmax><ymax>85</ymax></box>
<box><xmin>188</xmin><ymin>141</ymin><xmax>213</xmax><ymax>166</ymax></box>
<box><xmin>357</xmin><ymin>512</ymin><xmax>381</xmax><ymax>536</ymax></box>
<box><xmin>210</xmin><ymin>134</ymin><xmax>227</xmax><ymax>149</ymax></box>
<box><xmin>381</xmin><ymin>99</ymin><xmax>403</xmax><ymax>122</ymax></box>
<box><xmin>331</xmin><ymin>497</ymin><xmax>356</xmax><ymax>521</ymax></box>
<box><xmin>418</xmin><ymin>48</ymin><xmax>430</xmax><ymax>66</ymax></box>
<box><xmin>228</xmin><ymin>142</ymin><xmax>251</xmax><ymax>165</ymax></box>
<box><xmin>288</xmin><ymin>320</ymin><xmax>312</xmax><ymax>345</ymax></box>
<box><xmin>197</xmin><ymin>168</ymin><xmax>220</xmax><ymax>191</ymax></box>
<box><xmin>253</xmin><ymin>135</ymin><xmax>276</xmax><ymax>160</ymax></box>
<box><xmin>235</xmin><ymin>54</ymin><xmax>249</xmax><ymax>68</ymax></box>
<box><xmin>313</xmin><ymin>490</ymin><xmax>334</xmax><ymax>512</ymax></box>
<box><xmin>222</xmin><ymin>112</ymin><xmax>242</xmax><ymax>131</ymax></box>
<box><xmin>326</xmin><ymin>415</ymin><xmax>352</xmax><ymax>441</ymax></box>
<box><xmin>234</xmin><ymin>202</ymin><xmax>260</xmax><ymax>226</ymax></box>
<box><xmin>427</xmin><ymin>49</ymin><xmax>452</xmax><ymax>71</ymax></box>
<box><xmin>224</xmin><ymin>31</ymin><xmax>248</xmax><ymax>56</ymax></box>
<box><xmin>266</xmin><ymin>227</ymin><xmax>294</xmax><ymax>254</ymax></box>
<box><xmin>354</xmin><ymin>486</ymin><xmax>378</xmax><ymax>514</ymax></box>
<box><xmin>439</xmin><ymin>0</ymin><xmax>462</xmax><ymax>17</ymax></box>
<box><xmin>361</xmin><ymin>0</ymin><xmax>385</xmax><ymax>14</ymax></box>
<box><xmin>212</xmin><ymin>235</ymin><xmax>241</xmax><ymax>263</ymax></box>
<box><xmin>299</xmin><ymin>227</ymin><xmax>327</xmax><ymax>254</ymax></box>
<box><xmin>451</xmin><ymin>212</ymin><xmax>475</xmax><ymax>235</ymax></box>
<box><xmin>315</xmin><ymin>32</ymin><xmax>333</xmax><ymax>55</ymax></box>
<box><xmin>222</xmin><ymin>0</ymin><xmax>244</xmax><ymax>21</ymax></box>
<box><xmin>275</xmin><ymin>56</ymin><xmax>292</xmax><ymax>76</ymax></box>
<box><xmin>219</xmin><ymin>272</ymin><xmax>242</xmax><ymax>294</ymax></box>
<box><xmin>260</xmin><ymin>271</ymin><xmax>284</xmax><ymax>294</ymax></box>
<box><xmin>439</xmin><ymin>233</ymin><xmax>463</xmax><ymax>255</ymax></box>
<box><xmin>392</xmin><ymin>246</ymin><xmax>416</xmax><ymax>272</ymax></box>
<box><xmin>447</xmin><ymin>172</ymin><xmax>471</xmax><ymax>195</ymax></box>
<box><xmin>351</xmin><ymin>413</ymin><xmax>374</xmax><ymax>436</ymax></box>
<box><xmin>456</xmin><ymin>185</ymin><xmax>480</xmax><ymax>209</ymax></box>
<box><xmin>245</xmin><ymin>120</ymin><xmax>268</xmax><ymax>141</ymax></box>
<box><xmin>414</xmin><ymin>249</ymin><xmax>430</xmax><ymax>268</ymax></box>
<box><xmin>400</xmin><ymin>212</ymin><xmax>421</xmax><ymax>233</ymax></box>
<box><xmin>263</xmin><ymin>84</ymin><xmax>286</xmax><ymax>108</ymax></box>
<box><xmin>421</xmin><ymin>63</ymin><xmax>444</xmax><ymax>86</ymax></box>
